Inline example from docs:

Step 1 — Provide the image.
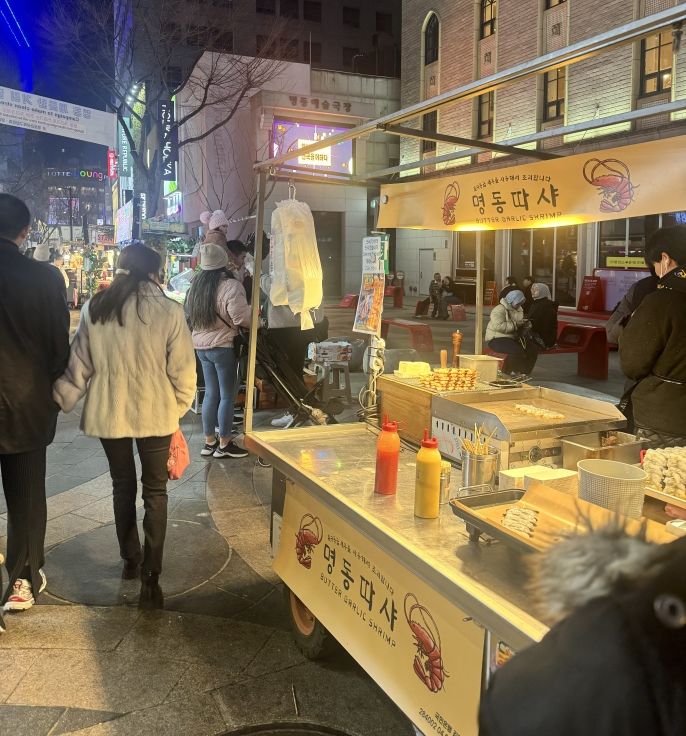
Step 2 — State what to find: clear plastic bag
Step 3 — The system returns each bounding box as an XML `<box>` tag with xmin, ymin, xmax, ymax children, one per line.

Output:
<box><xmin>269</xmin><ymin>199</ymin><xmax>323</xmax><ymax>329</ymax></box>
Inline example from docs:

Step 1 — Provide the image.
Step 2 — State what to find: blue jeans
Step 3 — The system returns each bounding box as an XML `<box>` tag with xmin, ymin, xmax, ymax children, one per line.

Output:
<box><xmin>197</xmin><ymin>347</ymin><xmax>238</xmax><ymax>438</ymax></box>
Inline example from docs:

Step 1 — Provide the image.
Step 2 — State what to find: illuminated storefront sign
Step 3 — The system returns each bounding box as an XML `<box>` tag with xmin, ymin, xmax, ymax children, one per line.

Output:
<box><xmin>298</xmin><ymin>139</ymin><xmax>331</xmax><ymax>166</ymax></box>
<box><xmin>107</xmin><ymin>149</ymin><xmax>117</xmax><ymax>179</ymax></box>
<box><xmin>158</xmin><ymin>99</ymin><xmax>178</xmax><ymax>181</ymax></box>
<box><xmin>114</xmin><ymin>199</ymin><xmax>134</xmax><ymax>243</ymax></box>
<box><xmin>118</xmin><ymin>118</ymin><xmax>132</xmax><ymax>176</ymax></box>
<box><xmin>46</xmin><ymin>169</ymin><xmax>108</xmax><ymax>182</ymax></box>
<box><xmin>272</xmin><ymin>119</ymin><xmax>353</xmax><ymax>174</ymax></box>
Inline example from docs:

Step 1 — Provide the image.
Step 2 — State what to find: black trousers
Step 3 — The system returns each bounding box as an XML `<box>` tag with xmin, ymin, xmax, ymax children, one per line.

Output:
<box><xmin>488</xmin><ymin>337</ymin><xmax>539</xmax><ymax>375</ymax></box>
<box><xmin>268</xmin><ymin>326</ymin><xmax>316</xmax><ymax>378</ymax></box>
<box><xmin>0</xmin><ymin>447</ymin><xmax>47</xmax><ymax>605</ymax></box>
<box><xmin>101</xmin><ymin>436</ymin><xmax>172</xmax><ymax>577</ymax></box>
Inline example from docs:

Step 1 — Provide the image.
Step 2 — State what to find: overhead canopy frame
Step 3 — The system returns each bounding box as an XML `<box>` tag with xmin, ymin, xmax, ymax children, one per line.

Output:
<box><xmin>244</xmin><ymin>4</ymin><xmax>686</xmax><ymax>434</ymax></box>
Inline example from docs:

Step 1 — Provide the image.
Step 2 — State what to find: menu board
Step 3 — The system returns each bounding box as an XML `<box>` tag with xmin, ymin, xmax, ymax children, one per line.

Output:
<box><xmin>594</xmin><ymin>268</ymin><xmax>651</xmax><ymax>311</ymax></box>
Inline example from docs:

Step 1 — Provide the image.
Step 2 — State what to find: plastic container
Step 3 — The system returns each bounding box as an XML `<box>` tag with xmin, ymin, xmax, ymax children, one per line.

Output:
<box><xmin>374</xmin><ymin>417</ymin><xmax>400</xmax><ymax>496</ymax></box>
<box><xmin>440</xmin><ymin>461</ymin><xmax>452</xmax><ymax>504</ymax></box>
<box><xmin>457</xmin><ymin>355</ymin><xmax>500</xmax><ymax>383</ymax></box>
<box><xmin>577</xmin><ymin>458</ymin><xmax>646</xmax><ymax>519</ymax></box>
<box><xmin>461</xmin><ymin>447</ymin><xmax>500</xmax><ymax>489</ymax></box>
<box><xmin>415</xmin><ymin>429</ymin><xmax>442</xmax><ymax>518</ymax></box>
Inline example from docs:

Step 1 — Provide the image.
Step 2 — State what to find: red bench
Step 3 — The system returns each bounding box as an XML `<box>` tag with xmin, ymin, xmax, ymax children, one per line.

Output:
<box><xmin>381</xmin><ymin>319</ymin><xmax>434</xmax><ymax>352</ymax></box>
<box><xmin>339</xmin><ymin>293</ymin><xmax>359</xmax><ymax>308</ymax></box>
<box><xmin>484</xmin><ymin>322</ymin><xmax>609</xmax><ymax>380</ymax></box>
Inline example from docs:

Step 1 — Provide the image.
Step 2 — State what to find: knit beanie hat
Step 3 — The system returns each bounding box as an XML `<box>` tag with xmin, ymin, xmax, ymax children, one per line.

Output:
<box><xmin>199</xmin><ymin>211</ymin><xmax>212</xmax><ymax>227</ymax></box>
<box><xmin>209</xmin><ymin>209</ymin><xmax>229</xmax><ymax>231</ymax></box>
<box><xmin>33</xmin><ymin>242</ymin><xmax>50</xmax><ymax>262</ymax></box>
<box><xmin>199</xmin><ymin>242</ymin><xmax>229</xmax><ymax>271</ymax></box>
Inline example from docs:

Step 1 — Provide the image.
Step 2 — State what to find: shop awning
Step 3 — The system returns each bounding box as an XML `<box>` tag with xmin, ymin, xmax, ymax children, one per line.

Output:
<box><xmin>378</xmin><ymin>135</ymin><xmax>686</xmax><ymax>231</ymax></box>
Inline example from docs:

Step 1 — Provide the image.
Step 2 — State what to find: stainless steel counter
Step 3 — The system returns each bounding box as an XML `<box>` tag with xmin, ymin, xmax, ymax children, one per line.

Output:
<box><xmin>245</xmin><ymin>423</ymin><xmax>548</xmax><ymax>651</ymax></box>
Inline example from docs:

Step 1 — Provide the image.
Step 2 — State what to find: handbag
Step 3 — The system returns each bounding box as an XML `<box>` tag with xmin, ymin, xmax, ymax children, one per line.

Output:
<box><xmin>215</xmin><ymin>311</ymin><xmax>250</xmax><ymax>357</ymax></box>
<box><xmin>167</xmin><ymin>428</ymin><xmax>190</xmax><ymax>480</ymax></box>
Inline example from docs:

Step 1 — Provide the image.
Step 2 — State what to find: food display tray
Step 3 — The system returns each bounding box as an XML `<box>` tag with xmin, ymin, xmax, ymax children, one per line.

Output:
<box><xmin>450</xmin><ymin>484</ymin><xmax>673</xmax><ymax>553</ymax></box>
<box><xmin>644</xmin><ymin>486</ymin><xmax>686</xmax><ymax>511</ymax></box>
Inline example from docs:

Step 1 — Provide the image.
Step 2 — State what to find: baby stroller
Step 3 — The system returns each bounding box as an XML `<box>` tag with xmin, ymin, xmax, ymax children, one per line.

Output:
<box><xmin>255</xmin><ymin>329</ymin><xmax>341</xmax><ymax>427</ymax></box>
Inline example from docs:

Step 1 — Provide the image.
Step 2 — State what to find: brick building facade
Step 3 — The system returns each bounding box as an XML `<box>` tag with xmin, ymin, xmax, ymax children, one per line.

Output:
<box><xmin>395</xmin><ymin>0</ymin><xmax>686</xmax><ymax>309</ymax></box>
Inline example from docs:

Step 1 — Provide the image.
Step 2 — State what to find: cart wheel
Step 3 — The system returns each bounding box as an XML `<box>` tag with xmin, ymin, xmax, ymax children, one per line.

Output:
<box><xmin>285</xmin><ymin>585</ymin><xmax>336</xmax><ymax>660</ymax></box>
<box><xmin>466</xmin><ymin>524</ymin><xmax>481</xmax><ymax>544</ymax></box>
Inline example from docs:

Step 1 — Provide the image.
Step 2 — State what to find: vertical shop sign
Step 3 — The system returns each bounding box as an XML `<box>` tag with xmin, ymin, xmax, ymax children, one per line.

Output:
<box><xmin>118</xmin><ymin>118</ymin><xmax>132</xmax><ymax>177</ymax></box>
<box><xmin>158</xmin><ymin>100</ymin><xmax>178</xmax><ymax>181</ymax></box>
<box><xmin>274</xmin><ymin>483</ymin><xmax>486</xmax><ymax>736</ymax></box>
<box><xmin>107</xmin><ymin>149</ymin><xmax>118</xmax><ymax>179</ymax></box>
<box><xmin>354</xmin><ymin>237</ymin><xmax>386</xmax><ymax>335</ymax></box>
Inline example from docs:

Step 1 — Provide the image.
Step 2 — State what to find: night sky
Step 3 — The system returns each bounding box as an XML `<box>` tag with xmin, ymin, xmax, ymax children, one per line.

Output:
<box><xmin>1</xmin><ymin>0</ymin><xmax>108</xmax><ymax>166</ymax></box>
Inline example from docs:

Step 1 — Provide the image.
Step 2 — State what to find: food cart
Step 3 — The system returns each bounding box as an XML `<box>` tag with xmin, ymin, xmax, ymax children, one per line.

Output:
<box><xmin>241</xmin><ymin>9</ymin><xmax>686</xmax><ymax>735</ymax></box>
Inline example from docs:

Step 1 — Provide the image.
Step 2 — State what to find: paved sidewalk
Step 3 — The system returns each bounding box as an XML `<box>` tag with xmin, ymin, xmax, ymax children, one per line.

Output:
<box><xmin>0</xmin><ymin>409</ymin><xmax>413</xmax><ymax>736</ymax></box>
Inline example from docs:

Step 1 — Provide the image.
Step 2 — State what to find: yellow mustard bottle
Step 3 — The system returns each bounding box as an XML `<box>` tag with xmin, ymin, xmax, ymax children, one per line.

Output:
<box><xmin>414</xmin><ymin>429</ymin><xmax>442</xmax><ymax>519</ymax></box>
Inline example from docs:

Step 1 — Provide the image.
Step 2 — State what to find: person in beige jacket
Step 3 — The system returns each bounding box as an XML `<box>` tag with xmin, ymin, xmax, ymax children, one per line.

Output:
<box><xmin>54</xmin><ymin>245</ymin><xmax>196</xmax><ymax>608</ymax></box>
<box><xmin>485</xmin><ymin>289</ymin><xmax>538</xmax><ymax>376</ymax></box>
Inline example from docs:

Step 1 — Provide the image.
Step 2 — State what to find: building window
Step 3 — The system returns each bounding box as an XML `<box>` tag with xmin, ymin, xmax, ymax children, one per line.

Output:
<box><xmin>304</xmin><ymin>40</ymin><xmax>322</xmax><ymax>64</ymax></box>
<box><xmin>424</xmin><ymin>13</ymin><xmax>439</xmax><ymax>65</ymax></box>
<box><xmin>303</xmin><ymin>0</ymin><xmax>321</xmax><ymax>22</ymax></box>
<box><xmin>280</xmin><ymin>38</ymin><xmax>299</xmax><ymax>59</ymax></box>
<box><xmin>342</xmin><ymin>6</ymin><xmax>360</xmax><ymax>28</ymax></box>
<box><xmin>480</xmin><ymin>0</ymin><xmax>496</xmax><ymax>39</ymax></box>
<box><xmin>545</xmin><ymin>0</ymin><xmax>566</xmax><ymax>8</ymax></box>
<box><xmin>280</xmin><ymin>0</ymin><xmax>299</xmax><ymax>18</ymax></box>
<box><xmin>376</xmin><ymin>12</ymin><xmax>392</xmax><ymax>34</ymax></box>
<box><xmin>343</xmin><ymin>46</ymin><xmax>360</xmax><ymax>69</ymax></box>
<box><xmin>256</xmin><ymin>0</ymin><xmax>275</xmax><ymax>14</ymax></box>
<box><xmin>640</xmin><ymin>32</ymin><xmax>673</xmax><ymax>96</ymax></box>
<box><xmin>543</xmin><ymin>67</ymin><xmax>565</xmax><ymax>121</ymax></box>
<box><xmin>477</xmin><ymin>92</ymin><xmax>494</xmax><ymax>138</ymax></box>
<box><xmin>421</xmin><ymin>111</ymin><xmax>437</xmax><ymax>154</ymax></box>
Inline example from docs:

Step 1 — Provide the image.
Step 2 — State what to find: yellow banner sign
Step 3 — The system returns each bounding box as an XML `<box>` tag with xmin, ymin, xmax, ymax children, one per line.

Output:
<box><xmin>605</xmin><ymin>256</ymin><xmax>648</xmax><ymax>268</ymax></box>
<box><xmin>274</xmin><ymin>483</ymin><xmax>486</xmax><ymax>736</ymax></box>
<box><xmin>378</xmin><ymin>135</ymin><xmax>686</xmax><ymax>231</ymax></box>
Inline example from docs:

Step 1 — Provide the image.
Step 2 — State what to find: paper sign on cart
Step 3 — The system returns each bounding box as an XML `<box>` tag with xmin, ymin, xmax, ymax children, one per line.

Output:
<box><xmin>274</xmin><ymin>482</ymin><xmax>486</xmax><ymax>736</ymax></box>
<box><xmin>353</xmin><ymin>273</ymin><xmax>385</xmax><ymax>335</ymax></box>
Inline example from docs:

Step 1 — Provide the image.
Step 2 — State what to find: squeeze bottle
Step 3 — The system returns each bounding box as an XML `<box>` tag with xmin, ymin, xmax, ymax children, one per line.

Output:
<box><xmin>374</xmin><ymin>417</ymin><xmax>400</xmax><ymax>495</ymax></box>
<box><xmin>414</xmin><ymin>429</ymin><xmax>442</xmax><ymax>518</ymax></box>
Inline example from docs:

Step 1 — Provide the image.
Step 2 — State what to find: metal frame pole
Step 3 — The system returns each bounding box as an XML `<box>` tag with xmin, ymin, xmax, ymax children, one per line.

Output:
<box><xmin>244</xmin><ymin>170</ymin><xmax>267</xmax><ymax>437</ymax></box>
<box><xmin>475</xmin><ymin>232</ymin><xmax>484</xmax><ymax>356</ymax></box>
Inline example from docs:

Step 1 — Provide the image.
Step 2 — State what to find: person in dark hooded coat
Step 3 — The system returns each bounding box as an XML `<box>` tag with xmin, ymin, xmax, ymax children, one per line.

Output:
<box><xmin>479</xmin><ymin>527</ymin><xmax>686</xmax><ymax>736</ymax></box>
<box><xmin>620</xmin><ymin>226</ymin><xmax>686</xmax><ymax>448</ymax></box>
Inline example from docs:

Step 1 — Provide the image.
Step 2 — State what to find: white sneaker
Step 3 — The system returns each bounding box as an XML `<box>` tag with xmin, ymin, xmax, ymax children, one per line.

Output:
<box><xmin>4</xmin><ymin>569</ymin><xmax>47</xmax><ymax>612</ymax></box>
<box><xmin>270</xmin><ymin>412</ymin><xmax>294</xmax><ymax>428</ymax></box>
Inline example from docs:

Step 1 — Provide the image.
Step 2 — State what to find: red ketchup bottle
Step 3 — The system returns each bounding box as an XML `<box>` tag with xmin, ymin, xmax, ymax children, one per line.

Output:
<box><xmin>374</xmin><ymin>417</ymin><xmax>400</xmax><ymax>495</ymax></box>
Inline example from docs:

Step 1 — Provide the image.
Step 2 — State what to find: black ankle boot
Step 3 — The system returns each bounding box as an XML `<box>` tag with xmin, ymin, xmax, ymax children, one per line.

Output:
<box><xmin>139</xmin><ymin>572</ymin><xmax>164</xmax><ymax>609</ymax></box>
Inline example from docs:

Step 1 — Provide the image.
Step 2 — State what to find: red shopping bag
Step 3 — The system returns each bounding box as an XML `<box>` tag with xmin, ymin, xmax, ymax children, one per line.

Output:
<box><xmin>167</xmin><ymin>429</ymin><xmax>190</xmax><ymax>480</ymax></box>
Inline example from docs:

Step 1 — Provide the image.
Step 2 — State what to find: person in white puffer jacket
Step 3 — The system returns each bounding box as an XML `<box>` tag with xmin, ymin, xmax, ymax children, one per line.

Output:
<box><xmin>53</xmin><ymin>245</ymin><xmax>196</xmax><ymax>608</ymax></box>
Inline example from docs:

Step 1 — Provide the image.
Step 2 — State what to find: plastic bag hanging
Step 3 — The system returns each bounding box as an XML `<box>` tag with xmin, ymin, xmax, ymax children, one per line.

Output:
<box><xmin>269</xmin><ymin>196</ymin><xmax>323</xmax><ymax>330</ymax></box>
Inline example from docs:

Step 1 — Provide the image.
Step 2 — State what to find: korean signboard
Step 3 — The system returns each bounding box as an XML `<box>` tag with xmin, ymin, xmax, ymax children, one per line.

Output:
<box><xmin>107</xmin><ymin>150</ymin><xmax>118</xmax><ymax>179</ymax></box>
<box><xmin>158</xmin><ymin>100</ymin><xmax>178</xmax><ymax>181</ymax></box>
<box><xmin>354</xmin><ymin>236</ymin><xmax>386</xmax><ymax>335</ymax></box>
<box><xmin>378</xmin><ymin>135</ymin><xmax>686</xmax><ymax>231</ymax></box>
<box><xmin>274</xmin><ymin>483</ymin><xmax>485</xmax><ymax>736</ymax></box>
<box><xmin>298</xmin><ymin>139</ymin><xmax>331</xmax><ymax>167</ymax></box>
<box><xmin>0</xmin><ymin>85</ymin><xmax>115</xmax><ymax>148</ymax></box>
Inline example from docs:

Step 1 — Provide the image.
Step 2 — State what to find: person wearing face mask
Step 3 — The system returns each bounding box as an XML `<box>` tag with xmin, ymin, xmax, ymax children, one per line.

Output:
<box><xmin>485</xmin><ymin>289</ymin><xmax>538</xmax><ymax>376</ymax></box>
<box><xmin>620</xmin><ymin>226</ymin><xmax>686</xmax><ymax>449</ymax></box>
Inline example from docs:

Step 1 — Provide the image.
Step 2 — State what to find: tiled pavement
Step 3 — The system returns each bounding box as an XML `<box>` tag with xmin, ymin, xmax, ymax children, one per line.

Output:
<box><xmin>0</xmin><ymin>302</ymin><xmax>626</xmax><ymax>735</ymax></box>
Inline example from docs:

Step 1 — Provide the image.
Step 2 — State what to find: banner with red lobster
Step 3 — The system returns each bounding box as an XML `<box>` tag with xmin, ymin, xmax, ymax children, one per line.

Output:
<box><xmin>378</xmin><ymin>134</ymin><xmax>686</xmax><ymax>231</ymax></box>
<box><xmin>274</xmin><ymin>483</ymin><xmax>486</xmax><ymax>736</ymax></box>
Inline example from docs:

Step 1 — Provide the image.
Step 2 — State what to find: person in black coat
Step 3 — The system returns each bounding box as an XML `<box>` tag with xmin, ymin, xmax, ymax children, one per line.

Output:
<box><xmin>528</xmin><ymin>283</ymin><xmax>558</xmax><ymax>349</ymax></box>
<box><xmin>437</xmin><ymin>276</ymin><xmax>464</xmax><ymax>319</ymax></box>
<box><xmin>621</xmin><ymin>225</ymin><xmax>686</xmax><ymax>448</ymax></box>
<box><xmin>0</xmin><ymin>194</ymin><xmax>69</xmax><ymax>616</ymax></box>
<box><xmin>479</xmin><ymin>527</ymin><xmax>686</xmax><ymax>736</ymax></box>
<box><xmin>521</xmin><ymin>275</ymin><xmax>534</xmax><ymax>315</ymax></box>
<box><xmin>498</xmin><ymin>275</ymin><xmax>518</xmax><ymax>300</ymax></box>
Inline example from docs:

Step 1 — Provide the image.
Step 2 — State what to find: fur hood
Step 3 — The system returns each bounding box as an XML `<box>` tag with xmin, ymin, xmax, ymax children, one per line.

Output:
<box><xmin>530</xmin><ymin>524</ymin><xmax>674</xmax><ymax>625</ymax></box>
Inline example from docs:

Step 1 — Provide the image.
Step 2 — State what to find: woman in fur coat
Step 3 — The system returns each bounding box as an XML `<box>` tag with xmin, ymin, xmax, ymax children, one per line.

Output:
<box><xmin>54</xmin><ymin>245</ymin><xmax>196</xmax><ymax>608</ymax></box>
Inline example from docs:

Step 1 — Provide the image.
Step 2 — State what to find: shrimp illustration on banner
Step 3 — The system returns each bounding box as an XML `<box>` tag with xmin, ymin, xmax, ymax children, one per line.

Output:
<box><xmin>442</xmin><ymin>182</ymin><xmax>460</xmax><ymax>225</ymax></box>
<box><xmin>583</xmin><ymin>158</ymin><xmax>636</xmax><ymax>213</ymax></box>
<box><xmin>404</xmin><ymin>593</ymin><xmax>448</xmax><ymax>693</ymax></box>
<box><xmin>295</xmin><ymin>514</ymin><xmax>323</xmax><ymax>569</ymax></box>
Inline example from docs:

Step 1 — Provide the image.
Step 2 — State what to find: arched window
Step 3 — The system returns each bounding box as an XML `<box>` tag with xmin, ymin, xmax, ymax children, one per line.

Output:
<box><xmin>424</xmin><ymin>13</ymin><xmax>439</xmax><ymax>65</ymax></box>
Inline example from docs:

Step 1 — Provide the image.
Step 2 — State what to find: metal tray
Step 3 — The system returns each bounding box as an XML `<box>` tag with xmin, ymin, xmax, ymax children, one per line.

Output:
<box><xmin>450</xmin><ymin>489</ymin><xmax>535</xmax><ymax>553</ymax></box>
